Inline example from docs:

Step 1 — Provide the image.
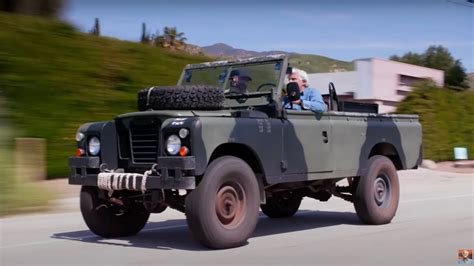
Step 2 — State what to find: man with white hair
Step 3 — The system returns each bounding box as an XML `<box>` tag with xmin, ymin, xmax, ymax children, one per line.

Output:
<box><xmin>283</xmin><ymin>68</ymin><xmax>326</xmax><ymax>113</ymax></box>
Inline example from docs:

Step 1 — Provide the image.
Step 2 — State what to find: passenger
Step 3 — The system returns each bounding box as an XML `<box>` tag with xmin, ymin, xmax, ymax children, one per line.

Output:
<box><xmin>228</xmin><ymin>69</ymin><xmax>252</xmax><ymax>94</ymax></box>
<box><xmin>283</xmin><ymin>68</ymin><xmax>326</xmax><ymax>113</ymax></box>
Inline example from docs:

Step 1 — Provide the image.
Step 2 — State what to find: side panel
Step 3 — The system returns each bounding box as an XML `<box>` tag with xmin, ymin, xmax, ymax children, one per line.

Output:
<box><xmin>331</xmin><ymin>114</ymin><xmax>422</xmax><ymax>175</ymax></box>
<box><xmin>283</xmin><ymin>111</ymin><xmax>333</xmax><ymax>175</ymax></box>
<box><xmin>194</xmin><ymin>117</ymin><xmax>283</xmax><ymax>178</ymax></box>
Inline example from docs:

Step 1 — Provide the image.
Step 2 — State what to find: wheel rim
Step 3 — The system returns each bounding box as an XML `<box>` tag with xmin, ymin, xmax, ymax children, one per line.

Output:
<box><xmin>215</xmin><ymin>182</ymin><xmax>246</xmax><ymax>229</ymax></box>
<box><xmin>373</xmin><ymin>173</ymin><xmax>391</xmax><ymax>208</ymax></box>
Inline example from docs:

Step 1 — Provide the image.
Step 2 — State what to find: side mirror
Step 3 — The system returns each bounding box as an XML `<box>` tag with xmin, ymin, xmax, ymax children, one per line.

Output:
<box><xmin>286</xmin><ymin>82</ymin><xmax>301</xmax><ymax>101</ymax></box>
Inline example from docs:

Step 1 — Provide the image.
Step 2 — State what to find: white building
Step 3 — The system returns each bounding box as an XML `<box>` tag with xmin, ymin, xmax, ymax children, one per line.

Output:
<box><xmin>307</xmin><ymin>58</ymin><xmax>445</xmax><ymax>113</ymax></box>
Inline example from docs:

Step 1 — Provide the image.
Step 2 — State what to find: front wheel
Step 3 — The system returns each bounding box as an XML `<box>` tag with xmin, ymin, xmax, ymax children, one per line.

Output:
<box><xmin>185</xmin><ymin>156</ymin><xmax>260</xmax><ymax>249</ymax></box>
<box><xmin>353</xmin><ymin>155</ymin><xmax>400</xmax><ymax>225</ymax></box>
<box><xmin>80</xmin><ymin>186</ymin><xmax>150</xmax><ymax>238</ymax></box>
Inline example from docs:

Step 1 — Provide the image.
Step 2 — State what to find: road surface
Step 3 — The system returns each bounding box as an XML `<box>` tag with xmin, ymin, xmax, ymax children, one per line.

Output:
<box><xmin>1</xmin><ymin>168</ymin><xmax>473</xmax><ymax>266</ymax></box>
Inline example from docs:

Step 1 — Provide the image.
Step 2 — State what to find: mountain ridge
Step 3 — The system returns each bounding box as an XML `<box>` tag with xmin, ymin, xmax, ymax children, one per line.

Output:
<box><xmin>201</xmin><ymin>43</ymin><xmax>354</xmax><ymax>73</ymax></box>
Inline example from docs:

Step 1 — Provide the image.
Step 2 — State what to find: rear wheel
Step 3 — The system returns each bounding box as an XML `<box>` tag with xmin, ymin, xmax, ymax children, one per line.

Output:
<box><xmin>185</xmin><ymin>156</ymin><xmax>260</xmax><ymax>249</ymax></box>
<box><xmin>80</xmin><ymin>186</ymin><xmax>150</xmax><ymax>238</ymax></box>
<box><xmin>261</xmin><ymin>194</ymin><xmax>302</xmax><ymax>218</ymax></box>
<box><xmin>353</xmin><ymin>155</ymin><xmax>400</xmax><ymax>224</ymax></box>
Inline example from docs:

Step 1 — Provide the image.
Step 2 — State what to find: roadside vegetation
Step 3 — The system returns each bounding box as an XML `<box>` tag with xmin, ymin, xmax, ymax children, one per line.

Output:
<box><xmin>0</xmin><ymin>12</ymin><xmax>209</xmax><ymax>178</ymax></box>
<box><xmin>0</xmin><ymin>97</ymin><xmax>51</xmax><ymax>216</ymax></box>
<box><xmin>397</xmin><ymin>82</ymin><xmax>474</xmax><ymax>161</ymax></box>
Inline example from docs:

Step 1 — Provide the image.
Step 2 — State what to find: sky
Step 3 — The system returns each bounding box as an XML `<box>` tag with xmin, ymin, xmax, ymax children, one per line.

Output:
<box><xmin>63</xmin><ymin>0</ymin><xmax>474</xmax><ymax>71</ymax></box>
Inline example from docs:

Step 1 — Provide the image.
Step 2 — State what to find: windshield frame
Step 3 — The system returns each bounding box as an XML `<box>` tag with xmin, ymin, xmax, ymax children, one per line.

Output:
<box><xmin>177</xmin><ymin>54</ymin><xmax>289</xmax><ymax>106</ymax></box>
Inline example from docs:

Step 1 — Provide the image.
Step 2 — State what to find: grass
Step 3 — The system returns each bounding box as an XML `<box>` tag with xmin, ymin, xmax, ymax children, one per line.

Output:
<box><xmin>0</xmin><ymin>12</ymin><xmax>210</xmax><ymax>178</ymax></box>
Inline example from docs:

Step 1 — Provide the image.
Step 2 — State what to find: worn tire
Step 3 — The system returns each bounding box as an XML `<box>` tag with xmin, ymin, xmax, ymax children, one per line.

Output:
<box><xmin>261</xmin><ymin>194</ymin><xmax>302</xmax><ymax>218</ymax></box>
<box><xmin>185</xmin><ymin>156</ymin><xmax>260</xmax><ymax>249</ymax></box>
<box><xmin>80</xmin><ymin>186</ymin><xmax>150</xmax><ymax>238</ymax></box>
<box><xmin>353</xmin><ymin>155</ymin><xmax>400</xmax><ymax>225</ymax></box>
<box><xmin>137</xmin><ymin>85</ymin><xmax>224</xmax><ymax>111</ymax></box>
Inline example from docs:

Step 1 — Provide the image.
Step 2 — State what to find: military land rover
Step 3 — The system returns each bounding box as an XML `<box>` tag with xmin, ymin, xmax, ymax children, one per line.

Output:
<box><xmin>69</xmin><ymin>54</ymin><xmax>422</xmax><ymax>249</ymax></box>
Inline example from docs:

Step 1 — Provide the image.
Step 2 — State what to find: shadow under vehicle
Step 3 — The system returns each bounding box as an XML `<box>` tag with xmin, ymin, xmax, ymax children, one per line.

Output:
<box><xmin>68</xmin><ymin>54</ymin><xmax>422</xmax><ymax>249</ymax></box>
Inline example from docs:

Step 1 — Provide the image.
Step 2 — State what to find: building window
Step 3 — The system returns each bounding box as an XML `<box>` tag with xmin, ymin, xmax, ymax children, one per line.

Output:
<box><xmin>398</xmin><ymin>74</ymin><xmax>424</xmax><ymax>86</ymax></box>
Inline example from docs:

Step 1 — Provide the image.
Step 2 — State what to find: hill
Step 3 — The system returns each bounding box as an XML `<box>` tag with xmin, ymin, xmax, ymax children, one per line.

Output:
<box><xmin>202</xmin><ymin>43</ymin><xmax>354</xmax><ymax>73</ymax></box>
<box><xmin>202</xmin><ymin>43</ymin><xmax>288</xmax><ymax>58</ymax></box>
<box><xmin>288</xmin><ymin>54</ymin><xmax>353</xmax><ymax>73</ymax></box>
<box><xmin>0</xmin><ymin>12</ymin><xmax>209</xmax><ymax>178</ymax></box>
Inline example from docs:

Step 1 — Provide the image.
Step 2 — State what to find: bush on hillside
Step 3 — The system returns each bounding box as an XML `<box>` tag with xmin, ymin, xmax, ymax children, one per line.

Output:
<box><xmin>396</xmin><ymin>81</ymin><xmax>474</xmax><ymax>161</ymax></box>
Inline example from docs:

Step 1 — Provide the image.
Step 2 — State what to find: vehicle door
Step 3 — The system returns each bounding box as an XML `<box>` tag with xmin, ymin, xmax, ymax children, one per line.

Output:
<box><xmin>282</xmin><ymin>110</ymin><xmax>333</xmax><ymax>177</ymax></box>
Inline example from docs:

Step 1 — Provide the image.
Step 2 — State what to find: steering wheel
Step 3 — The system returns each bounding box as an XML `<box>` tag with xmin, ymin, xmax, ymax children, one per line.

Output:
<box><xmin>256</xmin><ymin>83</ymin><xmax>276</xmax><ymax>92</ymax></box>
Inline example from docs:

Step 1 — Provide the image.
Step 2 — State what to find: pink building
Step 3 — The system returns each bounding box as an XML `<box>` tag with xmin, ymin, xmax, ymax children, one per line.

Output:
<box><xmin>307</xmin><ymin>58</ymin><xmax>445</xmax><ymax>113</ymax></box>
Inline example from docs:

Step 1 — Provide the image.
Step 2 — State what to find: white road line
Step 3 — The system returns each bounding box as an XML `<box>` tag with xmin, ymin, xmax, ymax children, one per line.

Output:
<box><xmin>0</xmin><ymin>239</ymin><xmax>61</xmax><ymax>249</ymax></box>
<box><xmin>401</xmin><ymin>193</ymin><xmax>474</xmax><ymax>203</ymax></box>
<box><xmin>1</xmin><ymin>194</ymin><xmax>473</xmax><ymax>250</ymax></box>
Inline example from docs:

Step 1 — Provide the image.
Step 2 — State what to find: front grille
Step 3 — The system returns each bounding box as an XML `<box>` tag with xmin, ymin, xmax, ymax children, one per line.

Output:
<box><xmin>129</xmin><ymin>124</ymin><xmax>159</xmax><ymax>163</ymax></box>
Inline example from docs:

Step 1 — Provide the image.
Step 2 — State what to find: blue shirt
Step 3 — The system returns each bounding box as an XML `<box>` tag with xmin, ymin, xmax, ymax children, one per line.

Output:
<box><xmin>458</xmin><ymin>258</ymin><xmax>472</xmax><ymax>264</ymax></box>
<box><xmin>283</xmin><ymin>87</ymin><xmax>327</xmax><ymax>113</ymax></box>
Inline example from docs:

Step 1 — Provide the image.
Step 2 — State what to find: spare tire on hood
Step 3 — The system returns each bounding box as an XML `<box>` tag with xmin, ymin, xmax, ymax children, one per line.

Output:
<box><xmin>137</xmin><ymin>85</ymin><xmax>224</xmax><ymax>111</ymax></box>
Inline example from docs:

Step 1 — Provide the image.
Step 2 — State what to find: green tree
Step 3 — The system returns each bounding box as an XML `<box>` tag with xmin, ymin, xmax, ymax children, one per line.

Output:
<box><xmin>389</xmin><ymin>52</ymin><xmax>424</xmax><ymax>66</ymax></box>
<box><xmin>0</xmin><ymin>0</ymin><xmax>65</xmax><ymax>17</ymax></box>
<box><xmin>157</xmin><ymin>27</ymin><xmax>187</xmax><ymax>50</ymax></box>
<box><xmin>445</xmin><ymin>60</ymin><xmax>468</xmax><ymax>89</ymax></box>
<box><xmin>390</xmin><ymin>45</ymin><xmax>469</xmax><ymax>89</ymax></box>
<box><xmin>424</xmin><ymin>46</ymin><xmax>455</xmax><ymax>70</ymax></box>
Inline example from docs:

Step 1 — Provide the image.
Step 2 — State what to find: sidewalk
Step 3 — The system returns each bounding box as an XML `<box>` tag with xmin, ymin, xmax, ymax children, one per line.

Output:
<box><xmin>429</xmin><ymin>160</ymin><xmax>474</xmax><ymax>174</ymax></box>
<box><xmin>37</xmin><ymin>178</ymin><xmax>80</xmax><ymax>213</ymax></box>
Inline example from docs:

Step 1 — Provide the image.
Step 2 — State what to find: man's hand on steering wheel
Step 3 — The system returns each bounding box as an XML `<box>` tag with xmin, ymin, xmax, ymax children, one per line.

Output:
<box><xmin>256</xmin><ymin>83</ymin><xmax>276</xmax><ymax>92</ymax></box>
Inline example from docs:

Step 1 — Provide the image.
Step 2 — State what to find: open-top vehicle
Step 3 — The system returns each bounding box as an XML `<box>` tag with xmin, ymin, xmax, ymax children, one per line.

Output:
<box><xmin>69</xmin><ymin>54</ymin><xmax>422</xmax><ymax>249</ymax></box>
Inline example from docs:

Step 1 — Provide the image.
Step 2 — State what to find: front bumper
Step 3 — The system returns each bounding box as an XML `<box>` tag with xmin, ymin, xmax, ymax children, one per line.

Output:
<box><xmin>69</xmin><ymin>156</ymin><xmax>196</xmax><ymax>190</ymax></box>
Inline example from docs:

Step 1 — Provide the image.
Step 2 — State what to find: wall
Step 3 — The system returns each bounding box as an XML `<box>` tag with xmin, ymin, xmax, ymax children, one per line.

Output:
<box><xmin>307</xmin><ymin>71</ymin><xmax>358</xmax><ymax>95</ymax></box>
<box><xmin>370</xmin><ymin>58</ymin><xmax>444</xmax><ymax>102</ymax></box>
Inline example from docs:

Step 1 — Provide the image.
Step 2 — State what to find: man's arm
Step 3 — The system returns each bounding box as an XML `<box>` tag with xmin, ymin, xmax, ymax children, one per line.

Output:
<box><xmin>301</xmin><ymin>88</ymin><xmax>327</xmax><ymax>113</ymax></box>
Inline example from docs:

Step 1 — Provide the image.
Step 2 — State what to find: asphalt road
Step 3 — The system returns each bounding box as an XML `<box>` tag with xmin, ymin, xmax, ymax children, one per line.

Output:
<box><xmin>1</xmin><ymin>168</ymin><xmax>473</xmax><ymax>266</ymax></box>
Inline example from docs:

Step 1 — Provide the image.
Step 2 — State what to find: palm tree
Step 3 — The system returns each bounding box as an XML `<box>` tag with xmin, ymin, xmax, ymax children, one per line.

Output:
<box><xmin>160</xmin><ymin>27</ymin><xmax>187</xmax><ymax>50</ymax></box>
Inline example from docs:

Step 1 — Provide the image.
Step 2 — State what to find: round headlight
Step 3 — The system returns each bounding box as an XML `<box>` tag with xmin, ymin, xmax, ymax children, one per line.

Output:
<box><xmin>166</xmin><ymin>134</ymin><xmax>181</xmax><ymax>155</ymax></box>
<box><xmin>178</xmin><ymin>128</ymin><xmax>189</xmax><ymax>139</ymax></box>
<box><xmin>88</xmin><ymin>137</ymin><xmax>101</xmax><ymax>156</ymax></box>
<box><xmin>75</xmin><ymin>132</ymin><xmax>85</xmax><ymax>142</ymax></box>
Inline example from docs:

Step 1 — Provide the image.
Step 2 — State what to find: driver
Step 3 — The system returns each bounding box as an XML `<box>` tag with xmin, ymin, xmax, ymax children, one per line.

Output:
<box><xmin>282</xmin><ymin>68</ymin><xmax>326</xmax><ymax>113</ymax></box>
<box><xmin>228</xmin><ymin>69</ymin><xmax>252</xmax><ymax>94</ymax></box>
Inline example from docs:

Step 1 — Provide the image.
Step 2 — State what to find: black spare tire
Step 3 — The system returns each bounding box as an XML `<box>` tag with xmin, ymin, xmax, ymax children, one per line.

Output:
<box><xmin>137</xmin><ymin>85</ymin><xmax>224</xmax><ymax>111</ymax></box>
